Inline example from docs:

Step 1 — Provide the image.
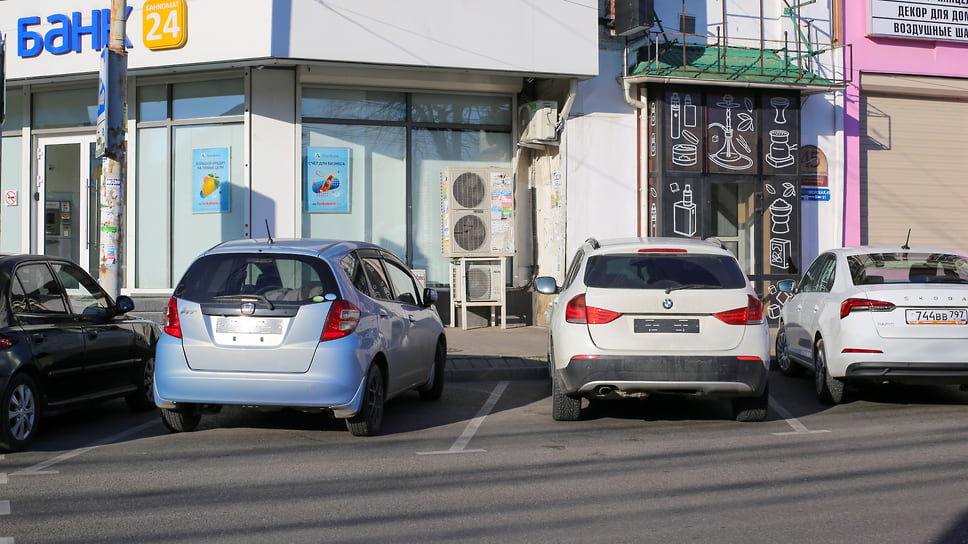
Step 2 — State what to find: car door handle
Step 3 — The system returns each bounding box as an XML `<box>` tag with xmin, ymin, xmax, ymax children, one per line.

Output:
<box><xmin>379</xmin><ymin>311</ymin><xmax>389</xmax><ymax>319</ymax></box>
<box><xmin>88</xmin><ymin>330</ymin><xmax>99</xmax><ymax>339</ymax></box>
<box><xmin>31</xmin><ymin>333</ymin><xmax>45</xmax><ymax>344</ymax></box>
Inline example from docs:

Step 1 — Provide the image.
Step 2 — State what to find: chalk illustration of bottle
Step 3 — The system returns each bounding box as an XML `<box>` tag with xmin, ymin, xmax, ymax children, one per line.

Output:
<box><xmin>670</xmin><ymin>93</ymin><xmax>682</xmax><ymax>140</ymax></box>
<box><xmin>674</xmin><ymin>184</ymin><xmax>697</xmax><ymax>237</ymax></box>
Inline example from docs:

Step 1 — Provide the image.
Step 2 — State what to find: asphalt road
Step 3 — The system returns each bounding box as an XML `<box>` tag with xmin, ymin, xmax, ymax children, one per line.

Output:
<box><xmin>3</xmin><ymin>370</ymin><xmax>968</xmax><ymax>543</ymax></box>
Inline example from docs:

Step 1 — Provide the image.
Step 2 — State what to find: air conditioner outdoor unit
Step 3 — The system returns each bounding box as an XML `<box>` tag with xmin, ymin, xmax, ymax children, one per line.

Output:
<box><xmin>465</xmin><ymin>263</ymin><xmax>504</xmax><ymax>302</ymax></box>
<box><xmin>441</xmin><ymin>167</ymin><xmax>513</xmax><ymax>257</ymax></box>
<box><xmin>519</xmin><ymin>100</ymin><xmax>558</xmax><ymax>143</ymax></box>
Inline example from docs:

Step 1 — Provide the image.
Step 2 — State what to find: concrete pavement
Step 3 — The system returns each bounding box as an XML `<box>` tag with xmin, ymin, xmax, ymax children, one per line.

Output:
<box><xmin>443</xmin><ymin>325</ymin><xmax>549</xmax><ymax>382</ymax></box>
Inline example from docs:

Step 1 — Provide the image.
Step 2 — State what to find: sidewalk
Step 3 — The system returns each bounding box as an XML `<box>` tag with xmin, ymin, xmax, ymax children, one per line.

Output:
<box><xmin>443</xmin><ymin>325</ymin><xmax>549</xmax><ymax>382</ymax></box>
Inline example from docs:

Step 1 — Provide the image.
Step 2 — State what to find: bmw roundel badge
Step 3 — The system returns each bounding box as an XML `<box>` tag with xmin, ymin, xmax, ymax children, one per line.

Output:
<box><xmin>662</xmin><ymin>299</ymin><xmax>673</xmax><ymax>309</ymax></box>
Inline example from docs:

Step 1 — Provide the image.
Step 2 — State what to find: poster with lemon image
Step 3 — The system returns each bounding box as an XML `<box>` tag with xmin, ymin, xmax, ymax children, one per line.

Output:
<box><xmin>192</xmin><ymin>148</ymin><xmax>230</xmax><ymax>213</ymax></box>
<box><xmin>305</xmin><ymin>148</ymin><xmax>350</xmax><ymax>213</ymax></box>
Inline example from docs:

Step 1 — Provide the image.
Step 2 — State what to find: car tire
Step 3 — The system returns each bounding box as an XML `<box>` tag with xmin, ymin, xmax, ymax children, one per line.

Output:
<box><xmin>418</xmin><ymin>341</ymin><xmax>446</xmax><ymax>401</ymax></box>
<box><xmin>551</xmin><ymin>371</ymin><xmax>581</xmax><ymax>421</ymax></box>
<box><xmin>815</xmin><ymin>338</ymin><xmax>846</xmax><ymax>405</ymax></box>
<box><xmin>161</xmin><ymin>405</ymin><xmax>202</xmax><ymax>433</ymax></box>
<box><xmin>775</xmin><ymin>325</ymin><xmax>803</xmax><ymax>377</ymax></box>
<box><xmin>347</xmin><ymin>364</ymin><xmax>385</xmax><ymax>436</ymax></box>
<box><xmin>733</xmin><ymin>382</ymin><xmax>769</xmax><ymax>422</ymax></box>
<box><xmin>1</xmin><ymin>373</ymin><xmax>40</xmax><ymax>452</ymax></box>
<box><xmin>125</xmin><ymin>357</ymin><xmax>157</xmax><ymax>412</ymax></box>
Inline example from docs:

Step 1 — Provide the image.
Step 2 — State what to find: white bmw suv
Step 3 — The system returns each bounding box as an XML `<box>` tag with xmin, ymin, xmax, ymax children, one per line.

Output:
<box><xmin>535</xmin><ymin>237</ymin><xmax>771</xmax><ymax>422</ymax></box>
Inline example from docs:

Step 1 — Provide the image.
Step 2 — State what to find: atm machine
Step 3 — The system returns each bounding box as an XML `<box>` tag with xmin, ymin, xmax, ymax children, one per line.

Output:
<box><xmin>44</xmin><ymin>200</ymin><xmax>75</xmax><ymax>260</ymax></box>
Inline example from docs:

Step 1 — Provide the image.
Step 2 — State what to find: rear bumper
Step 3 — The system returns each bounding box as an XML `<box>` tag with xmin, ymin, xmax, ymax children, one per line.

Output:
<box><xmin>152</xmin><ymin>335</ymin><xmax>368</xmax><ymax>417</ymax></box>
<box><xmin>845</xmin><ymin>362</ymin><xmax>968</xmax><ymax>385</ymax></box>
<box><xmin>558</xmin><ymin>355</ymin><xmax>769</xmax><ymax>398</ymax></box>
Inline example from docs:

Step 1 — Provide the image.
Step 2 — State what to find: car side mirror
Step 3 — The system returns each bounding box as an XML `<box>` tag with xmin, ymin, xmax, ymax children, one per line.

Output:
<box><xmin>422</xmin><ymin>287</ymin><xmax>438</xmax><ymax>308</ymax></box>
<box><xmin>535</xmin><ymin>276</ymin><xmax>559</xmax><ymax>295</ymax></box>
<box><xmin>115</xmin><ymin>295</ymin><xmax>135</xmax><ymax>314</ymax></box>
<box><xmin>776</xmin><ymin>279</ymin><xmax>796</xmax><ymax>293</ymax></box>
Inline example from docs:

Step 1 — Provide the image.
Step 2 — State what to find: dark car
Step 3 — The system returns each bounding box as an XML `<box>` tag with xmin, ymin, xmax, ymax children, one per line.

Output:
<box><xmin>0</xmin><ymin>255</ymin><xmax>160</xmax><ymax>452</ymax></box>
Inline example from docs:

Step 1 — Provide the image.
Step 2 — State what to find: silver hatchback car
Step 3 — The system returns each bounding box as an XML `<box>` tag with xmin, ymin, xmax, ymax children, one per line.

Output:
<box><xmin>154</xmin><ymin>239</ymin><xmax>446</xmax><ymax>436</ymax></box>
<box><xmin>536</xmin><ymin>237</ymin><xmax>771</xmax><ymax>422</ymax></box>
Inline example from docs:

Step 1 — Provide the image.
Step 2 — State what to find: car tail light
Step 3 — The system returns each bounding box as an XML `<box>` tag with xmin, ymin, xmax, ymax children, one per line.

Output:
<box><xmin>321</xmin><ymin>300</ymin><xmax>361</xmax><ymax>341</ymax></box>
<box><xmin>840</xmin><ymin>298</ymin><xmax>895</xmax><ymax>319</ymax></box>
<box><xmin>0</xmin><ymin>334</ymin><xmax>18</xmax><ymax>350</ymax></box>
<box><xmin>565</xmin><ymin>294</ymin><xmax>622</xmax><ymax>324</ymax></box>
<box><xmin>714</xmin><ymin>295</ymin><xmax>764</xmax><ymax>325</ymax></box>
<box><xmin>842</xmin><ymin>348</ymin><xmax>884</xmax><ymax>354</ymax></box>
<box><xmin>163</xmin><ymin>297</ymin><xmax>182</xmax><ymax>339</ymax></box>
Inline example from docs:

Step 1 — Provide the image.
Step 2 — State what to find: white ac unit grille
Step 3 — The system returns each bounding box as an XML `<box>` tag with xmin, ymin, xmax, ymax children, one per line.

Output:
<box><xmin>452</xmin><ymin>172</ymin><xmax>487</xmax><ymax>209</ymax></box>
<box><xmin>453</xmin><ymin>213</ymin><xmax>488</xmax><ymax>253</ymax></box>
<box><xmin>466</xmin><ymin>264</ymin><xmax>503</xmax><ymax>301</ymax></box>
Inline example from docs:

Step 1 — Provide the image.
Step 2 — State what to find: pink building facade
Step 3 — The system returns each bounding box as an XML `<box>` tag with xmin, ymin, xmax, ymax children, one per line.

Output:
<box><xmin>844</xmin><ymin>1</ymin><xmax>968</xmax><ymax>250</ymax></box>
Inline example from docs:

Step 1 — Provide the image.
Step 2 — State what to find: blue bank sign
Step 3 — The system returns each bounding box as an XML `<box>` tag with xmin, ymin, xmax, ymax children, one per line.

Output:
<box><xmin>18</xmin><ymin>8</ymin><xmax>133</xmax><ymax>58</ymax></box>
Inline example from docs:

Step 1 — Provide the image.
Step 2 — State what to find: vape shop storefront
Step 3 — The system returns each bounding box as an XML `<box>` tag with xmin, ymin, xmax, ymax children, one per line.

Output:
<box><xmin>642</xmin><ymin>84</ymin><xmax>805</xmax><ymax>325</ymax></box>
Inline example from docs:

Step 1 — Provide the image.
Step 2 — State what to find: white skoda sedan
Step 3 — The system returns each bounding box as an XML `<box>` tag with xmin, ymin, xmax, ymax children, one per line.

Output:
<box><xmin>154</xmin><ymin>239</ymin><xmax>446</xmax><ymax>436</ymax></box>
<box><xmin>535</xmin><ymin>237</ymin><xmax>771</xmax><ymax>422</ymax></box>
<box><xmin>775</xmin><ymin>246</ymin><xmax>968</xmax><ymax>404</ymax></box>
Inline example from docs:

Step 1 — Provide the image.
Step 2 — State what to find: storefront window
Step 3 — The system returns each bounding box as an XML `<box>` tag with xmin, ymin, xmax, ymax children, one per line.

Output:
<box><xmin>411</xmin><ymin>94</ymin><xmax>511</xmax><ymax>125</ymax></box>
<box><xmin>134</xmin><ymin>77</ymin><xmax>245</xmax><ymax>288</ymax></box>
<box><xmin>172</xmin><ymin>79</ymin><xmax>244</xmax><ymax>120</ymax></box>
<box><xmin>33</xmin><ymin>88</ymin><xmax>97</xmax><ymax>129</ymax></box>
<box><xmin>302</xmin><ymin>89</ymin><xmax>405</xmax><ymax>121</ymax></box>
<box><xmin>301</xmin><ymin>89</ymin><xmax>511</xmax><ymax>287</ymax></box>
<box><xmin>138</xmin><ymin>85</ymin><xmax>168</xmax><ymax>122</ymax></box>
<box><xmin>1</xmin><ymin>90</ymin><xmax>25</xmax><ymax>253</ymax></box>
<box><xmin>301</xmin><ymin>124</ymin><xmax>407</xmax><ymax>257</ymax></box>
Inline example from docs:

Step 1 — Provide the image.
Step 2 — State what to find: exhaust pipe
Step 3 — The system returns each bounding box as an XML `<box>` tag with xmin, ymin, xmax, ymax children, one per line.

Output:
<box><xmin>596</xmin><ymin>385</ymin><xmax>616</xmax><ymax>396</ymax></box>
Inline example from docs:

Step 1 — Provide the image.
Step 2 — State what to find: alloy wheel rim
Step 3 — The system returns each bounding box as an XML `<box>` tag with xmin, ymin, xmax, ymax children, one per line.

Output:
<box><xmin>9</xmin><ymin>384</ymin><xmax>36</xmax><ymax>441</ymax></box>
<box><xmin>777</xmin><ymin>331</ymin><xmax>790</xmax><ymax>370</ymax></box>
<box><xmin>367</xmin><ymin>373</ymin><xmax>384</xmax><ymax>424</ymax></box>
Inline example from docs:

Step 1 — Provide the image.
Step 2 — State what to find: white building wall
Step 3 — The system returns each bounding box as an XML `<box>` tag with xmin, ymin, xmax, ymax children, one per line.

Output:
<box><xmin>563</xmin><ymin>51</ymin><xmax>638</xmax><ymax>267</ymax></box>
<box><xmin>249</xmin><ymin>68</ymin><xmax>297</xmax><ymax>240</ymax></box>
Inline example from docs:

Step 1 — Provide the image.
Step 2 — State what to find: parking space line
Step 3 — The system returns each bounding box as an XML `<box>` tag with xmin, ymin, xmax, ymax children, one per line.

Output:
<box><xmin>417</xmin><ymin>381</ymin><xmax>509</xmax><ymax>455</ymax></box>
<box><xmin>11</xmin><ymin>420</ymin><xmax>158</xmax><ymax>476</ymax></box>
<box><xmin>769</xmin><ymin>397</ymin><xmax>831</xmax><ymax>435</ymax></box>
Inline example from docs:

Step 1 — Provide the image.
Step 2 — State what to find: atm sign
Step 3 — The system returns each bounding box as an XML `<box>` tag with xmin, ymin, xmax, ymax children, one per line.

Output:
<box><xmin>142</xmin><ymin>0</ymin><xmax>187</xmax><ymax>50</ymax></box>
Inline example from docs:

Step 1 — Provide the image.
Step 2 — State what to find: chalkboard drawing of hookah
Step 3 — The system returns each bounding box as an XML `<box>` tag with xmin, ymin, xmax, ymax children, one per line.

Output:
<box><xmin>766</xmin><ymin>129</ymin><xmax>797</xmax><ymax>168</ymax></box>
<box><xmin>649</xmin><ymin>202</ymin><xmax>657</xmax><ymax>236</ymax></box>
<box><xmin>670</xmin><ymin>93</ymin><xmax>700</xmax><ymax>166</ymax></box>
<box><xmin>673</xmin><ymin>184</ymin><xmax>697</xmax><ymax>237</ymax></box>
<box><xmin>708</xmin><ymin>94</ymin><xmax>753</xmax><ymax>170</ymax></box>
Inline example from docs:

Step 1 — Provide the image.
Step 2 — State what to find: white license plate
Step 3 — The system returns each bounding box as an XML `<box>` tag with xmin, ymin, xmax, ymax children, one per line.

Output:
<box><xmin>216</xmin><ymin>316</ymin><xmax>284</xmax><ymax>334</ymax></box>
<box><xmin>905</xmin><ymin>308</ymin><xmax>968</xmax><ymax>325</ymax></box>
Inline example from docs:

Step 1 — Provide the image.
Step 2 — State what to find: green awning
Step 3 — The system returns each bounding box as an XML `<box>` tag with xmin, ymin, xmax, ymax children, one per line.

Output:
<box><xmin>630</xmin><ymin>41</ymin><xmax>838</xmax><ymax>87</ymax></box>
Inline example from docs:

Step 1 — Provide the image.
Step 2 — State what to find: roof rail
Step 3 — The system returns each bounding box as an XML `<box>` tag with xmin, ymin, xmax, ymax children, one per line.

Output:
<box><xmin>584</xmin><ymin>237</ymin><xmax>600</xmax><ymax>250</ymax></box>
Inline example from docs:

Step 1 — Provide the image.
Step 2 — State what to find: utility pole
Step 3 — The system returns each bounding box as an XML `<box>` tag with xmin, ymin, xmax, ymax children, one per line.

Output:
<box><xmin>97</xmin><ymin>0</ymin><xmax>127</xmax><ymax>298</ymax></box>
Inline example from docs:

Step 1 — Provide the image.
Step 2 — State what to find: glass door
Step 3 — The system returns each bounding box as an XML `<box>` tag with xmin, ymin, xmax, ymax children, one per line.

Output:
<box><xmin>35</xmin><ymin>135</ymin><xmax>101</xmax><ymax>278</ymax></box>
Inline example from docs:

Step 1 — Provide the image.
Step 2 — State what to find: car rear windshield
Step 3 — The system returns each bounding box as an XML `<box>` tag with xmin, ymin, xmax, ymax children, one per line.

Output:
<box><xmin>847</xmin><ymin>252</ymin><xmax>968</xmax><ymax>285</ymax></box>
<box><xmin>584</xmin><ymin>253</ymin><xmax>747</xmax><ymax>290</ymax></box>
<box><xmin>174</xmin><ymin>253</ymin><xmax>341</xmax><ymax>304</ymax></box>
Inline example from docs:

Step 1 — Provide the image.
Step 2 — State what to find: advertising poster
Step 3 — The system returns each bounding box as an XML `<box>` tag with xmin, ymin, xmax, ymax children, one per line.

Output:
<box><xmin>305</xmin><ymin>148</ymin><xmax>350</xmax><ymax>213</ymax></box>
<box><xmin>192</xmin><ymin>148</ymin><xmax>230</xmax><ymax>213</ymax></box>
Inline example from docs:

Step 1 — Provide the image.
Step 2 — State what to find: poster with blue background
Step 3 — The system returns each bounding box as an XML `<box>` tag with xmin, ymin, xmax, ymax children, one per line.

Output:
<box><xmin>192</xmin><ymin>148</ymin><xmax>230</xmax><ymax>213</ymax></box>
<box><xmin>305</xmin><ymin>148</ymin><xmax>350</xmax><ymax>213</ymax></box>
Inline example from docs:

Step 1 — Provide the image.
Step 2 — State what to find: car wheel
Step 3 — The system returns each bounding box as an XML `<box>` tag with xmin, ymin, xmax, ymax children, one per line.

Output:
<box><xmin>418</xmin><ymin>341</ymin><xmax>446</xmax><ymax>401</ymax></box>
<box><xmin>814</xmin><ymin>338</ymin><xmax>846</xmax><ymax>405</ymax></box>
<box><xmin>775</xmin><ymin>325</ymin><xmax>803</xmax><ymax>377</ymax></box>
<box><xmin>1</xmin><ymin>373</ymin><xmax>40</xmax><ymax>452</ymax></box>
<box><xmin>733</xmin><ymin>382</ymin><xmax>769</xmax><ymax>422</ymax></box>
<box><xmin>161</xmin><ymin>405</ymin><xmax>201</xmax><ymax>433</ymax></box>
<box><xmin>551</xmin><ymin>370</ymin><xmax>581</xmax><ymax>421</ymax></box>
<box><xmin>125</xmin><ymin>357</ymin><xmax>157</xmax><ymax>412</ymax></box>
<box><xmin>347</xmin><ymin>364</ymin><xmax>385</xmax><ymax>436</ymax></box>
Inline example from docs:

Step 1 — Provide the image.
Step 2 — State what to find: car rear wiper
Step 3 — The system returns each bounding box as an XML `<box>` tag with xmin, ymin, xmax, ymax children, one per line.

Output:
<box><xmin>664</xmin><ymin>284</ymin><xmax>709</xmax><ymax>294</ymax></box>
<box><xmin>213</xmin><ymin>294</ymin><xmax>275</xmax><ymax>310</ymax></box>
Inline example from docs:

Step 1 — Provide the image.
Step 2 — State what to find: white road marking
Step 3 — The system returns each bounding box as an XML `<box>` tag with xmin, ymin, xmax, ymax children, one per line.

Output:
<box><xmin>11</xmin><ymin>420</ymin><xmax>157</xmax><ymax>476</ymax></box>
<box><xmin>770</xmin><ymin>397</ymin><xmax>831</xmax><ymax>435</ymax></box>
<box><xmin>418</xmin><ymin>381</ymin><xmax>509</xmax><ymax>455</ymax></box>
<box><xmin>0</xmin><ymin>501</ymin><xmax>8</xmax><ymax>515</ymax></box>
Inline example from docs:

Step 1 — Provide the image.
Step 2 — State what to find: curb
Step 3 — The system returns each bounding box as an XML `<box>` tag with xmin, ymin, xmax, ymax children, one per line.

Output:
<box><xmin>445</xmin><ymin>356</ymin><xmax>549</xmax><ymax>382</ymax></box>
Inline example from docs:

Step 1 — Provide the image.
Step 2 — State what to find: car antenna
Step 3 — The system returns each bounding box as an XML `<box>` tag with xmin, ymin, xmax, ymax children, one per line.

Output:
<box><xmin>902</xmin><ymin>229</ymin><xmax>911</xmax><ymax>250</ymax></box>
<box><xmin>265</xmin><ymin>218</ymin><xmax>274</xmax><ymax>244</ymax></box>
